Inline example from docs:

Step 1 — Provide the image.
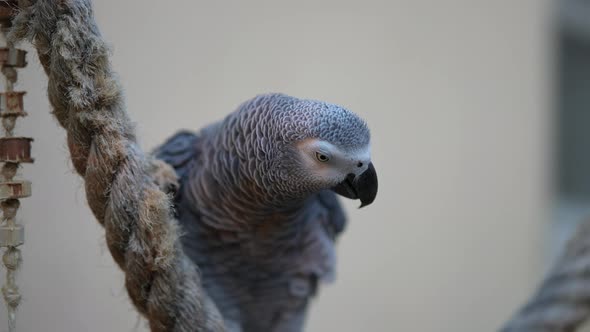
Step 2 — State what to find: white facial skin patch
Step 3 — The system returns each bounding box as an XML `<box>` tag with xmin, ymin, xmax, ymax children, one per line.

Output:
<box><xmin>296</xmin><ymin>138</ymin><xmax>371</xmax><ymax>187</ymax></box>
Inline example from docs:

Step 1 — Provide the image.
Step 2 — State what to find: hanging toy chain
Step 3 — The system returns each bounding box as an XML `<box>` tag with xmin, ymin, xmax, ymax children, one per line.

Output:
<box><xmin>0</xmin><ymin>1</ymin><xmax>31</xmax><ymax>331</ymax></box>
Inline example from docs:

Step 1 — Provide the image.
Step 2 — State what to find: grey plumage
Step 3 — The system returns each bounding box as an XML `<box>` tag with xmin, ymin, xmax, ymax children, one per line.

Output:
<box><xmin>154</xmin><ymin>93</ymin><xmax>374</xmax><ymax>331</ymax></box>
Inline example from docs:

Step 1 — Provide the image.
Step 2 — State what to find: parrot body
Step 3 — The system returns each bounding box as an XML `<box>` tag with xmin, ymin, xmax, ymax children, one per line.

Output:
<box><xmin>154</xmin><ymin>93</ymin><xmax>377</xmax><ymax>332</ymax></box>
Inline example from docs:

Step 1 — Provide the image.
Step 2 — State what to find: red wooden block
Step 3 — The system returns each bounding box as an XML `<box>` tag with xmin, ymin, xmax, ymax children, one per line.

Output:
<box><xmin>0</xmin><ymin>92</ymin><xmax>26</xmax><ymax>117</ymax></box>
<box><xmin>0</xmin><ymin>137</ymin><xmax>33</xmax><ymax>163</ymax></box>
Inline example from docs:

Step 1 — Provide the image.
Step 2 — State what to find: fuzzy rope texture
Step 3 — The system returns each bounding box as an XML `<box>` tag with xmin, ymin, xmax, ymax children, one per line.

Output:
<box><xmin>502</xmin><ymin>220</ymin><xmax>590</xmax><ymax>332</ymax></box>
<box><xmin>7</xmin><ymin>1</ymin><xmax>225</xmax><ymax>331</ymax></box>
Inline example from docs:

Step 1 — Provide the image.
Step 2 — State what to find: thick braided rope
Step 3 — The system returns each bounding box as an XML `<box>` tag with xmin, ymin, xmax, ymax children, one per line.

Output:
<box><xmin>8</xmin><ymin>1</ymin><xmax>224</xmax><ymax>331</ymax></box>
<box><xmin>502</xmin><ymin>220</ymin><xmax>590</xmax><ymax>332</ymax></box>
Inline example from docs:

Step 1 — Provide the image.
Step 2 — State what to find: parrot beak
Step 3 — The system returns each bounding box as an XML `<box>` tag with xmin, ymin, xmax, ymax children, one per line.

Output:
<box><xmin>332</xmin><ymin>162</ymin><xmax>378</xmax><ymax>208</ymax></box>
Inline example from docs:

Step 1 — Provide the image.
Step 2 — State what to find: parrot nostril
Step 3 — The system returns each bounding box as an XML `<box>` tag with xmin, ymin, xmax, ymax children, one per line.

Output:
<box><xmin>357</xmin><ymin>162</ymin><xmax>363</xmax><ymax>168</ymax></box>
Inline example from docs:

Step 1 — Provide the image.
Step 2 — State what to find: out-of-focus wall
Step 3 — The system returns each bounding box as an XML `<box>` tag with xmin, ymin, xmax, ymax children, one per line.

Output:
<box><xmin>1</xmin><ymin>1</ymin><xmax>552</xmax><ymax>331</ymax></box>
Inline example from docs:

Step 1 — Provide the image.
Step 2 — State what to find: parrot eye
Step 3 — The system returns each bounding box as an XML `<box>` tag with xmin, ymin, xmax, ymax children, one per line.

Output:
<box><xmin>315</xmin><ymin>152</ymin><xmax>330</xmax><ymax>162</ymax></box>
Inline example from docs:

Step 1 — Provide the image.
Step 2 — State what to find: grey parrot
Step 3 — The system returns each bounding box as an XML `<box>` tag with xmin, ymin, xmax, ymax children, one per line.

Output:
<box><xmin>153</xmin><ymin>93</ymin><xmax>377</xmax><ymax>332</ymax></box>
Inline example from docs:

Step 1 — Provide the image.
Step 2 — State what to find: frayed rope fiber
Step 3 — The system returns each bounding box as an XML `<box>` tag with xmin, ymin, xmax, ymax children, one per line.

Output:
<box><xmin>8</xmin><ymin>1</ymin><xmax>225</xmax><ymax>331</ymax></box>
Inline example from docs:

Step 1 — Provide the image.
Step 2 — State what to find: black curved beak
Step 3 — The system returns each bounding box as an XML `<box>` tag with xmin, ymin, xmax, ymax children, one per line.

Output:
<box><xmin>331</xmin><ymin>162</ymin><xmax>378</xmax><ymax>208</ymax></box>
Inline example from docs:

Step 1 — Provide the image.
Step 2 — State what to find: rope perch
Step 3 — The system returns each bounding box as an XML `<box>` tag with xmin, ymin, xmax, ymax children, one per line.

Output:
<box><xmin>502</xmin><ymin>220</ymin><xmax>590</xmax><ymax>332</ymax></box>
<box><xmin>8</xmin><ymin>1</ymin><xmax>224</xmax><ymax>331</ymax></box>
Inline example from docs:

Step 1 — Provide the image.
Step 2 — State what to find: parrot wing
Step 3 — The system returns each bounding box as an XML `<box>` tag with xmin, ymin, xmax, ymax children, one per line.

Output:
<box><xmin>152</xmin><ymin>130</ymin><xmax>201</xmax><ymax>185</ymax></box>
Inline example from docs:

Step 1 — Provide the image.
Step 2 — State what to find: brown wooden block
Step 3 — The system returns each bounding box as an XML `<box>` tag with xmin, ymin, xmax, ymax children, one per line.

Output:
<box><xmin>0</xmin><ymin>137</ymin><xmax>33</xmax><ymax>163</ymax></box>
<box><xmin>0</xmin><ymin>48</ymin><xmax>26</xmax><ymax>68</ymax></box>
<box><xmin>0</xmin><ymin>92</ymin><xmax>26</xmax><ymax>117</ymax></box>
<box><xmin>0</xmin><ymin>181</ymin><xmax>31</xmax><ymax>200</ymax></box>
<box><xmin>0</xmin><ymin>1</ymin><xmax>17</xmax><ymax>26</ymax></box>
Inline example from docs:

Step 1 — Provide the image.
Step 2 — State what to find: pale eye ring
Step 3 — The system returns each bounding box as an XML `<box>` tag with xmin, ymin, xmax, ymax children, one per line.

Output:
<box><xmin>316</xmin><ymin>152</ymin><xmax>330</xmax><ymax>162</ymax></box>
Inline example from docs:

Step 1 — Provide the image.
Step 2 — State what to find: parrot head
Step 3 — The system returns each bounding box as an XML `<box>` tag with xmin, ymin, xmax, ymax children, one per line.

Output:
<box><xmin>233</xmin><ymin>93</ymin><xmax>378</xmax><ymax>207</ymax></box>
<box><xmin>295</xmin><ymin>137</ymin><xmax>378</xmax><ymax>207</ymax></box>
<box><xmin>278</xmin><ymin>96</ymin><xmax>378</xmax><ymax>208</ymax></box>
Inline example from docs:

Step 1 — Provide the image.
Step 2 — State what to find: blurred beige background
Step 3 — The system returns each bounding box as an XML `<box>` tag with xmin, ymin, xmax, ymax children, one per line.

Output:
<box><xmin>0</xmin><ymin>0</ymin><xmax>553</xmax><ymax>331</ymax></box>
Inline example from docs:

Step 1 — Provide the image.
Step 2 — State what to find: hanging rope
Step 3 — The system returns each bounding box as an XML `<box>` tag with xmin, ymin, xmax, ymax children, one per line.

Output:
<box><xmin>8</xmin><ymin>0</ymin><xmax>225</xmax><ymax>331</ymax></box>
<box><xmin>502</xmin><ymin>220</ymin><xmax>590</xmax><ymax>331</ymax></box>
<box><xmin>0</xmin><ymin>1</ymin><xmax>31</xmax><ymax>331</ymax></box>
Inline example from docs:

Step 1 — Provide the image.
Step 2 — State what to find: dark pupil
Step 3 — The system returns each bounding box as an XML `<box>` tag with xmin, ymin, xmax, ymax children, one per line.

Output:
<box><xmin>318</xmin><ymin>153</ymin><xmax>328</xmax><ymax>161</ymax></box>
